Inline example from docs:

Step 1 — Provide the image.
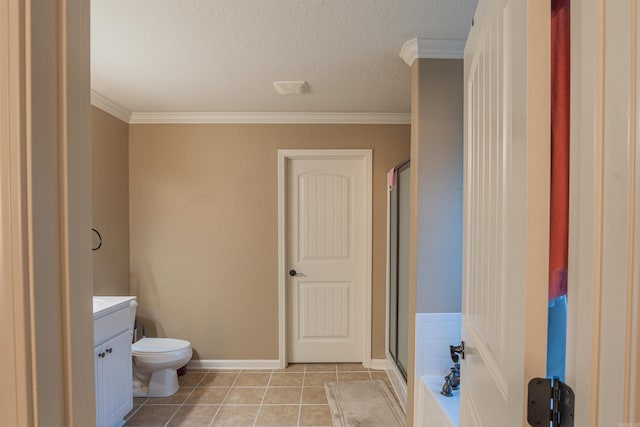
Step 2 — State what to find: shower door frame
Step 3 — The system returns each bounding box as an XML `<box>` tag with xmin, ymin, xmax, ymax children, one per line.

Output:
<box><xmin>387</xmin><ymin>160</ymin><xmax>410</xmax><ymax>382</ymax></box>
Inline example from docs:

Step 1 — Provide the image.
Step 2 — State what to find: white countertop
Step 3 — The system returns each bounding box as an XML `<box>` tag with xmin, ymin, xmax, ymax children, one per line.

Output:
<box><xmin>93</xmin><ymin>296</ymin><xmax>136</xmax><ymax>319</ymax></box>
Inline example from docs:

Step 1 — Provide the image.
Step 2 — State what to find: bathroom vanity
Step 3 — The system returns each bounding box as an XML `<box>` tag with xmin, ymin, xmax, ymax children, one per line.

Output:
<box><xmin>93</xmin><ymin>296</ymin><xmax>135</xmax><ymax>427</ymax></box>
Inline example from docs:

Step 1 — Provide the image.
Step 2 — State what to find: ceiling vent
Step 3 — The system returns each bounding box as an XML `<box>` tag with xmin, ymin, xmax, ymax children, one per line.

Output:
<box><xmin>273</xmin><ymin>81</ymin><xmax>309</xmax><ymax>95</ymax></box>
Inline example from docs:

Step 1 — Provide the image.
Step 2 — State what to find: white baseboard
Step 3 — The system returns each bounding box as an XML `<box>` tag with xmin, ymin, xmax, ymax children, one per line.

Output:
<box><xmin>189</xmin><ymin>358</ymin><xmax>394</xmax><ymax>372</ymax></box>
<box><xmin>369</xmin><ymin>358</ymin><xmax>389</xmax><ymax>370</ymax></box>
<box><xmin>188</xmin><ymin>359</ymin><xmax>281</xmax><ymax>370</ymax></box>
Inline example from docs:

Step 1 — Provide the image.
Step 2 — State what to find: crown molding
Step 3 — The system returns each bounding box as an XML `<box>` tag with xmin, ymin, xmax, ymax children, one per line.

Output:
<box><xmin>90</xmin><ymin>91</ymin><xmax>411</xmax><ymax>124</ymax></box>
<box><xmin>128</xmin><ymin>111</ymin><xmax>411</xmax><ymax>125</ymax></box>
<box><xmin>90</xmin><ymin>90</ymin><xmax>132</xmax><ymax>123</ymax></box>
<box><xmin>399</xmin><ymin>38</ymin><xmax>466</xmax><ymax>66</ymax></box>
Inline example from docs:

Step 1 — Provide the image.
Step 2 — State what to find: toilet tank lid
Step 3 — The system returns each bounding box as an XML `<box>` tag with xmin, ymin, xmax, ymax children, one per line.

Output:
<box><xmin>132</xmin><ymin>337</ymin><xmax>191</xmax><ymax>353</ymax></box>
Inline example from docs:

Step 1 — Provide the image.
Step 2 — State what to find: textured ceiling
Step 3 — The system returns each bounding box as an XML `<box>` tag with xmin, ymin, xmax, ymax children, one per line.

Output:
<box><xmin>91</xmin><ymin>0</ymin><xmax>477</xmax><ymax>114</ymax></box>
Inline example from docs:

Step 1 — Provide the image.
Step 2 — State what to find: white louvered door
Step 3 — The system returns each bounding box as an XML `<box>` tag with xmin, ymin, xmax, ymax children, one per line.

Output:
<box><xmin>462</xmin><ymin>0</ymin><xmax>550</xmax><ymax>425</ymax></box>
<box><xmin>286</xmin><ymin>154</ymin><xmax>367</xmax><ymax>362</ymax></box>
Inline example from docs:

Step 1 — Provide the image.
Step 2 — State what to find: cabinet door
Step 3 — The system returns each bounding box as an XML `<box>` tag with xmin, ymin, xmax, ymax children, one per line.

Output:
<box><xmin>103</xmin><ymin>330</ymin><xmax>133</xmax><ymax>427</ymax></box>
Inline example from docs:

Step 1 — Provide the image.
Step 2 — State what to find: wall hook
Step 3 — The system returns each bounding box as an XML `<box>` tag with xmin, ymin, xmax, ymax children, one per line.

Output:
<box><xmin>92</xmin><ymin>228</ymin><xmax>102</xmax><ymax>251</ymax></box>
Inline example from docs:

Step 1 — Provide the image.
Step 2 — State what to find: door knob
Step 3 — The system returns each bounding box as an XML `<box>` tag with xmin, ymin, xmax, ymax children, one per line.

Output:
<box><xmin>289</xmin><ymin>269</ymin><xmax>303</xmax><ymax>277</ymax></box>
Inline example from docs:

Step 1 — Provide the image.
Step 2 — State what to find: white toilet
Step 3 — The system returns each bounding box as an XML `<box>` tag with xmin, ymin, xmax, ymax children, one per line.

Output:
<box><xmin>129</xmin><ymin>301</ymin><xmax>193</xmax><ymax>397</ymax></box>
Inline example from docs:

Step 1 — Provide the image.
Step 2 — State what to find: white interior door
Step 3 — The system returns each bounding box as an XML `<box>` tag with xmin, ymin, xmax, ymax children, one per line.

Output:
<box><xmin>285</xmin><ymin>152</ymin><xmax>369</xmax><ymax>363</ymax></box>
<box><xmin>461</xmin><ymin>1</ymin><xmax>550</xmax><ymax>425</ymax></box>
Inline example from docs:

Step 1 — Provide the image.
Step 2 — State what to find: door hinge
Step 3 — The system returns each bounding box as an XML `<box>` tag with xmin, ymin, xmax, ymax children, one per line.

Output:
<box><xmin>527</xmin><ymin>378</ymin><xmax>574</xmax><ymax>427</ymax></box>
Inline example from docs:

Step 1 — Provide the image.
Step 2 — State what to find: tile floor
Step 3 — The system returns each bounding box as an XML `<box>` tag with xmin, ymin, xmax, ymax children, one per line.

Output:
<box><xmin>124</xmin><ymin>363</ymin><xmax>397</xmax><ymax>427</ymax></box>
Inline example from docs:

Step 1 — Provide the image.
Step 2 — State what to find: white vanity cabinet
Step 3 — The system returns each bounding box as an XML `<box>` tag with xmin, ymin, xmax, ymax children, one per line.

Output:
<box><xmin>93</xmin><ymin>297</ymin><xmax>134</xmax><ymax>427</ymax></box>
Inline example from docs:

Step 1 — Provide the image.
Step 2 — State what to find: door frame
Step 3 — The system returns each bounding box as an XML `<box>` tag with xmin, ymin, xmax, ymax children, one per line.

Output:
<box><xmin>0</xmin><ymin>0</ymin><xmax>94</xmax><ymax>424</ymax></box>
<box><xmin>277</xmin><ymin>149</ymin><xmax>373</xmax><ymax>368</ymax></box>
<box><xmin>568</xmin><ymin>0</ymin><xmax>640</xmax><ymax>424</ymax></box>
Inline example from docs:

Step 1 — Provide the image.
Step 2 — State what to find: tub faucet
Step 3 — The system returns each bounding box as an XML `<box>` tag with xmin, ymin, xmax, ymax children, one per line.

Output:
<box><xmin>447</xmin><ymin>361</ymin><xmax>461</xmax><ymax>389</ymax></box>
<box><xmin>441</xmin><ymin>375</ymin><xmax>454</xmax><ymax>397</ymax></box>
<box><xmin>441</xmin><ymin>359</ymin><xmax>460</xmax><ymax>396</ymax></box>
<box><xmin>441</xmin><ymin>344</ymin><xmax>463</xmax><ymax>397</ymax></box>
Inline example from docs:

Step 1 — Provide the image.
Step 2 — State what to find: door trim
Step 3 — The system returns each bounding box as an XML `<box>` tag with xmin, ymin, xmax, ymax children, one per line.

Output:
<box><xmin>1</xmin><ymin>0</ymin><xmax>94</xmax><ymax>423</ymax></box>
<box><xmin>277</xmin><ymin>149</ymin><xmax>372</xmax><ymax>368</ymax></box>
<box><xmin>568</xmin><ymin>1</ymin><xmax>640</xmax><ymax>424</ymax></box>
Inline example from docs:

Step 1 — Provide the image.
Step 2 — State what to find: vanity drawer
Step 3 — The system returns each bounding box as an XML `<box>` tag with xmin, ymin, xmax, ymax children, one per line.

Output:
<box><xmin>94</xmin><ymin>307</ymin><xmax>130</xmax><ymax>345</ymax></box>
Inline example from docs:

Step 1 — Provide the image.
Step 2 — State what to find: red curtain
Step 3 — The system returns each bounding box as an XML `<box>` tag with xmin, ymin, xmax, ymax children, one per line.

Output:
<box><xmin>549</xmin><ymin>0</ymin><xmax>570</xmax><ymax>300</ymax></box>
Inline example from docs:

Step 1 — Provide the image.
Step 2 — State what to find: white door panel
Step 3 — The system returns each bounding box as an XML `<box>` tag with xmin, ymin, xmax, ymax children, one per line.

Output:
<box><xmin>298</xmin><ymin>173</ymin><xmax>350</xmax><ymax>259</ymax></box>
<box><xmin>462</xmin><ymin>0</ymin><xmax>549</xmax><ymax>425</ymax></box>
<box><xmin>459</xmin><ymin>387</ymin><xmax>482</xmax><ymax>427</ymax></box>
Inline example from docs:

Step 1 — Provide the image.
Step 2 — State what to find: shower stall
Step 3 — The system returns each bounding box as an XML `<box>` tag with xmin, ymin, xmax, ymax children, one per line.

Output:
<box><xmin>387</xmin><ymin>160</ymin><xmax>410</xmax><ymax>381</ymax></box>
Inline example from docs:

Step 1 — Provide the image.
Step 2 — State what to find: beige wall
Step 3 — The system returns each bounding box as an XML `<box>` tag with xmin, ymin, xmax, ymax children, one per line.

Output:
<box><xmin>407</xmin><ymin>58</ymin><xmax>464</xmax><ymax>425</ymax></box>
<box><xmin>92</xmin><ymin>106</ymin><xmax>131</xmax><ymax>295</ymax></box>
<box><xmin>412</xmin><ymin>59</ymin><xmax>463</xmax><ymax>314</ymax></box>
<box><xmin>129</xmin><ymin>124</ymin><xmax>409</xmax><ymax>360</ymax></box>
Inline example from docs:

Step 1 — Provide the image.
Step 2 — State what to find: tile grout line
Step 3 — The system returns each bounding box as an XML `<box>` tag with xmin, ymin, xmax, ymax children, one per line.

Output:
<box><xmin>124</xmin><ymin>400</ymin><xmax>144</xmax><ymax>426</ymax></box>
<box><xmin>128</xmin><ymin>369</ymin><xmax>205</xmax><ymax>427</ymax></box>
<box><xmin>295</xmin><ymin>364</ymin><xmax>307</xmax><ymax>427</ymax></box>
<box><xmin>252</xmin><ymin>369</ymin><xmax>275</xmax><ymax>427</ymax></box>
<box><xmin>207</xmin><ymin>370</ymin><xmax>240</xmax><ymax>427</ymax></box>
<box><xmin>163</xmin><ymin>369</ymin><xmax>210</xmax><ymax>426</ymax></box>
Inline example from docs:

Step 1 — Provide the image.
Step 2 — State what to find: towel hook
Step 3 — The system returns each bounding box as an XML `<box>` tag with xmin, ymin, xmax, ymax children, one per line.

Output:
<box><xmin>92</xmin><ymin>228</ymin><xmax>102</xmax><ymax>251</ymax></box>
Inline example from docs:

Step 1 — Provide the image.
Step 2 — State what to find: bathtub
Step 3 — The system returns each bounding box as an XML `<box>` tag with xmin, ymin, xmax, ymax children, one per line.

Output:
<box><xmin>413</xmin><ymin>313</ymin><xmax>461</xmax><ymax>426</ymax></box>
<box><xmin>415</xmin><ymin>375</ymin><xmax>459</xmax><ymax>427</ymax></box>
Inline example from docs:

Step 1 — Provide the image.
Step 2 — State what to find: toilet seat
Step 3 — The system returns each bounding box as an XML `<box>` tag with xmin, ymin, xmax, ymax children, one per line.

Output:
<box><xmin>132</xmin><ymin>338</ymin><xmax>192</xmax><ymax>364</ymax></box>
<box><xmin>132</xmin><ymin>337</ymin><xmax>191</xmax><ymax>354</ymax></box>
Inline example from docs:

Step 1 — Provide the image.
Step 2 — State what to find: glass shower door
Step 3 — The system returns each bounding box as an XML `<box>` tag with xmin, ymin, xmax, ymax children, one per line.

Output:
<box><xmin>389</xmin><ymin>160</ymin><xmax>410</xmax><ymax>380</ymax></box>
